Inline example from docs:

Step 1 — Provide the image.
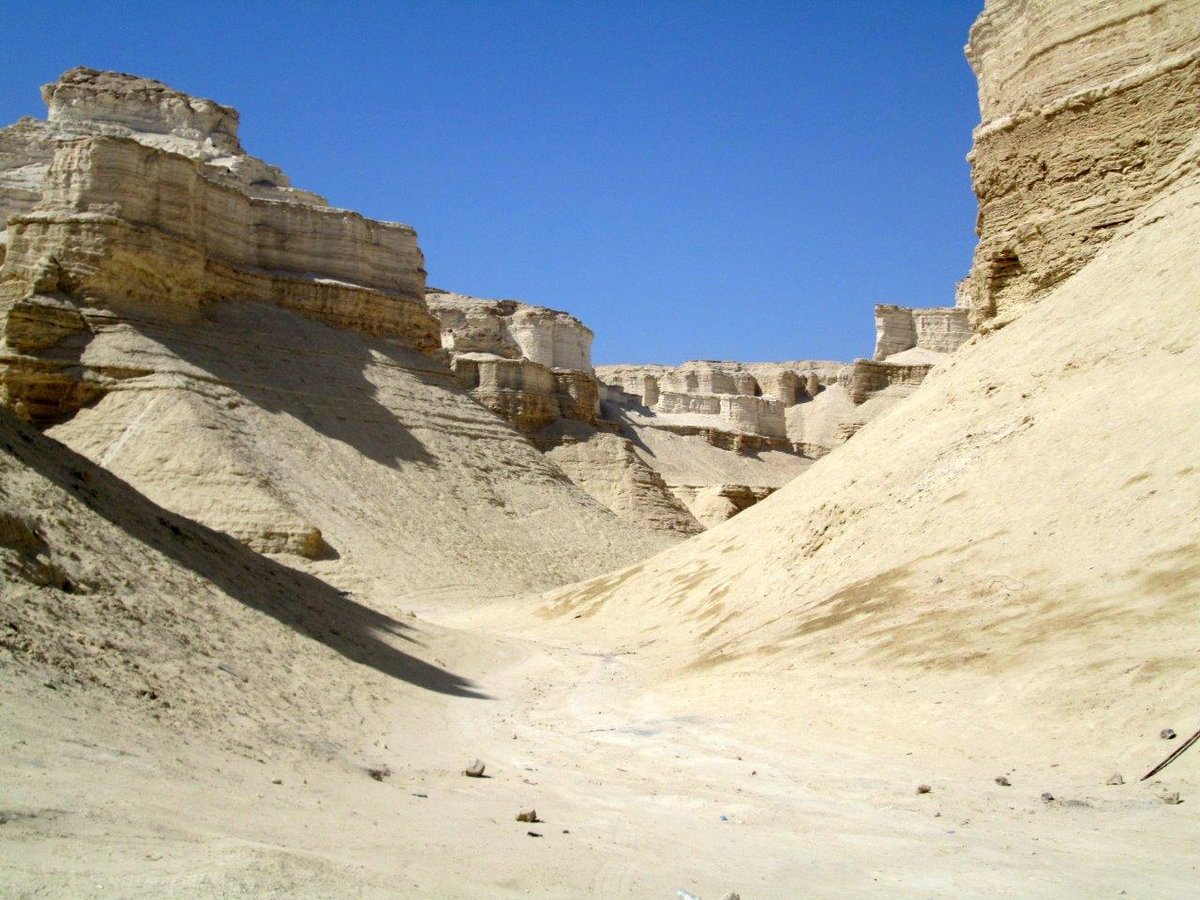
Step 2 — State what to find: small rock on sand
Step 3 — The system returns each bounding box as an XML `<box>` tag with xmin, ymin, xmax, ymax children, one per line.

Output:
<box><xmin>917</xmin><ymin>784</ymin><xmax>932</xmax><ymax>794</ymax></box>
<box><xmin>464</xmin><ymin>759</ymin><xmax>486</xmax><ymax>778</ymax></box>
<box><xmin>994</xmin><ymin>776</ymin><xmax>1011</xmax><ymax>787</ymax></box>
<box><xmin>1106</xmin><ymin>773</ymin><xmax>1124</xmax><ymax>786</ymax></box>
<box><xmin>516</xmin><ymin>809</ymin><xmax>539</xmax><ymax>823</ymax></box>
<box><xmin>1162</xmin><ymin>792</ymin><xmax>1181</xmax><ymax>805</ymax></box>
<box><xmin>1161</xmin><ymin>728</ymin><xmax>1177</xmax><ymax>740</ymax></box>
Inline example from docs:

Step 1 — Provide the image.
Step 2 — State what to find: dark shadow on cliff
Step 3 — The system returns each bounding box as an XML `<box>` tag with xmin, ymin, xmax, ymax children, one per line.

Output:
<box><xmin>1</xmin><ymin>408</ymin><xmax>488</xmax><ymax>699</ymax></box>
<box><xmin>141</xmin><ymin>301</ymin><xmax>450</xmax><ymax>468</ymax></box>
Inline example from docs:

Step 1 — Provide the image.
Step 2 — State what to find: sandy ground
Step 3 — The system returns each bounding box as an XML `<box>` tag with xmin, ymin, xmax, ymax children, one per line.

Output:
<box><xmin>2</xmin><ymin>591</ymin><xmax>1197</xmax><ymax>899</ymax></box>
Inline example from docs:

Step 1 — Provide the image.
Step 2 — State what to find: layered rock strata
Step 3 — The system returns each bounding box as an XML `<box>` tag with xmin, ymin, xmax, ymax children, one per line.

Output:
<box><xmin>427</xmin><ymin>288</ymin><xmax>700</xmax><ymax>534</ymax></box>
<box><xmin>0</xmin><ymin>66</ymin><xmax>326</xmax><ymax>233</ymax></box>
<box><xmin>873</xmin><ymin>304</ymin><xmax>971</xmax><ymax>361</ymax></box>
<box><xmin>426</xmin><ymin>288</ymin><xmax>599</xmax><ymax>432</ymax></box>
<box><xmin>428</xmin><ymin>286</ymin><xmax>973</xmax><ymax>529</ymax></box>
<box><xmin>0</xmin><ymin>69</ymin><xmax>671</xmax><ymax>588</ymax></box>
<box><xmin>597</xmin><ymin>360</ymin><xmax>834</xmax><ymax>522</ymax></box>
<box><xmin>961</xmin><ymin>0</ymin><xmax>1200</xmax><ymax>327</ymax></box>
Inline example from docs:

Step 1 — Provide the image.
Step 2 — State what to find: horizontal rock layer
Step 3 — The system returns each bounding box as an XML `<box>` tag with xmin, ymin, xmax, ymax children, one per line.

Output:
<box><xmin>427</xmin><ymin>288</ymin><xmax>593</xmax><ymax>371</ymax></box>
<box><xmin>0</xmin><ymin>69</ymin><xmax>673</xmax><ymax>583</ymax></box>
<box><xmin>962</xmin><ymin>0</ymin><xmax>1200</xmax><ymax>327</ymax></box>
<box><xmin>873</xmin><ymin>304</ymin><xmax>971</xmax><ymax>361</ymax></box>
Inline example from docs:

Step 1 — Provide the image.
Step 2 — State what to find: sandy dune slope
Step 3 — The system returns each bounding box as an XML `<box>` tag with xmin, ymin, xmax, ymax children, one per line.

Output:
<box><xmin>516</xmin><ymin>160</ymin><xmax>1200</xmax><ymax>771</ymax></box>
<box><xmin>41</xmin><ymin>298</ymin><xmax>672</xmax><ymax>610</ymax></box>
<box><xmin>4</xmin><ymin>175</ymin><xmax>1192</xmax><ymax>898</ymax></box>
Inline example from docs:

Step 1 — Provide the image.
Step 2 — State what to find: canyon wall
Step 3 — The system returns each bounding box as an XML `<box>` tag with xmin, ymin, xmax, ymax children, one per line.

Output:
<box><xmin>534</xmin><ymin>0</ymin><xmax>1200</xmax><ymax>785</ymax></box>
<box><xmin>0</xmin><ymin>69</ymin><xmax>671</xmax><ymax>596</ymax></box>
<box><xmin>961</xmin><ymin>0</ymin><xmax>1200</xmax><ymax>328</ymax></box>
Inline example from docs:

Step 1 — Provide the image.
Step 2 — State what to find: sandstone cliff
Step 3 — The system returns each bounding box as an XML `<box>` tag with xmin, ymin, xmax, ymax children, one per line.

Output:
<box><xmin>594</xmin><ymin>301</ymin><xmax>971</xmax><ymax>526</ymax></box>
<box><xmin>0</xmin><ymin>69</ymin><xmax>672</xmax><ymax>599</ymax></box>
<box><xmin>4</xmin><ymin>7</ymin><xmax>1199</xmax><ymax>895</ymax></box>
<box><xmin>961</xmin><ymin>0</ymin><xmax>1200</xmax><ymax>328</ymax></box>
<box><xmin>426</xmin><ymin>288</ymin><xmax>599</xmax><ymax>432</ymax></box>
<box><xmin>427</xmin><ymin>288</ymin><xmax>702</xmax><ymax>535</ymax></box>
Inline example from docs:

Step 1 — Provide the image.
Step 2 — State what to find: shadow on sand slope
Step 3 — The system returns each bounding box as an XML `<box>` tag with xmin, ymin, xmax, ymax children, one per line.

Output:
<box><xmin>142</xmin><ymin>302</ymin><xmax>446</xmax><ymax>468</ymax></box>
<box><xmin>0</xmin><ymin>408</ymin><xmax>488</xmax><ymax>699</ymax></box>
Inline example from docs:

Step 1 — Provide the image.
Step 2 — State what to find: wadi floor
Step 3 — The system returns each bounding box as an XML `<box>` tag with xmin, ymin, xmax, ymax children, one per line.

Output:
<box><xmin>2</xmin><ymin>589</ymin><xmax>1196</xmax><ymax>899</ymax></box>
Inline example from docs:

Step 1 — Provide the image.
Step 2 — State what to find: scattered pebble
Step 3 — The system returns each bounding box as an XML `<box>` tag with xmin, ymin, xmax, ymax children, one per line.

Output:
<box><xmin>271</xmin><ymin>778</ymin><xmax>282</xmax><ymax>785</ymax></box>
<box><xmin>917</xmin><ymin>784</ymin><xmax>932</xmax><ymax>794</ymax></box>
<box><xmin>1162</xmin><ymin>792</ymin><xmax>1181</xmax><ymax>805</ymax></box>
<box><xmin>464</xmin><ymin>759</ymin><xmax>486</xmax><ymax>778</ymax></box>
<box><xmin>995</xmin><ymin>776</ymin><xmax>1011</xmax><ymax>787</ymax></box>
<box><xmin>1106</xmin><ymin>773</ymin><xmax>1124</xmax><ymax>786</ymax></box>
<box><xmin>526</xmin><ymin>831</ymin><xmax>542</xmax><ymax>837</ymax></box>
<box><xmin>1161</xmin><ymin>728</ymin><xmax>1177</xmax><ymax>740</ymax></box>
<box><xmin>720</xmin><ymin>893</ymin><xmax>742</xmax><ymax>900</ymax></box>
<box><xmin>516</xmin><ymin>809</ymin><xmax>540</xmax><ymax>823</ymax></box>
<box><xmin>367</xmin><ymin>766</ymin><xmax>391</xmax><ymax>782</ymax></box>
<box><xmin>1040</xmin><ymin>792</ymin><xmax>1055</xmax><ymax>803</ymax></box>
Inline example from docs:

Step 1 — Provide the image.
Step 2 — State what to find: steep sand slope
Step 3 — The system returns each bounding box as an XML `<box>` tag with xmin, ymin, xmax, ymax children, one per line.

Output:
<box><xmin>0</xmin><ymin>406</ymin><xmax>486</xmax><ymax>742</ymax></box>
<box><xmin>524</xmin><ymin>160</ymin><xmax>1200</xmax><ymax>765</ymax></box>
<box><xmin>2</xmin><ymin>400</ymin><xmax>1193</xmax><ymax>897</ymax></box>
<box><xmin>41</xmin><ymin>299</ymin><xmax>671</xmax><ymax>609</ymax></box>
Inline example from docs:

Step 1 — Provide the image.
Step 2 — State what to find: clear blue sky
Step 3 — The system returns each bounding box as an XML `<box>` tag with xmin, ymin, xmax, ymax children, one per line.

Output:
<box><xmin>2</xmin><ymin>1</ymin><xmax>983</xmax><ymax>364</ymax></box>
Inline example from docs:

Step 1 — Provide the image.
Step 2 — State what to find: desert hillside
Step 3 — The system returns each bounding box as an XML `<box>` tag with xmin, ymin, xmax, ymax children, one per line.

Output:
<box><xmin>0</xmin><ymin>68</ymin><xmax>674</xmax><ymax>609</ymax></box>
<box><xmin>2</xmin><ymin>1</ymin><xmax>1199</xmax><ymax>897</ymax></box>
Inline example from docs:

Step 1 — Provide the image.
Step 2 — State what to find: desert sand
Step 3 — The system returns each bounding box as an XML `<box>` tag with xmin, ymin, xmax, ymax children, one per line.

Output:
<box><xmin>3</xmin><ymin>1</ymin><xmax>1200</xmax><ymax>897</ymax></box>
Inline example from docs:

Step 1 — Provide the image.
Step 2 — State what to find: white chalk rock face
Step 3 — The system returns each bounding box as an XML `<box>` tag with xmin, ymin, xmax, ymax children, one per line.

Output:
<box><xmin>0</xmin><ymin>69</ymin><xmax>673</xmax><ymax>579</ymax></box>
<box><xmin>597</xmin><ymin>359</ymin><xmax>840</xmax><ymax>450</ymax></box>
<box><xmin>596</xmin><ymin>360</ymin><xmax>838</xmax><ymax>524</ymax></box>
<box><xmin>0</xmin><ymin>69</ymin><xmax>438</xmax><ymax>425</ymax></box>
<box><xmin>874</xmin><ymin>305</ymin><xmax>971</xmax><ymax>361</ymax></box>
<box><xmin>427</xmin><ymin>289</ymin><xmax>600</xmax><ymax>433</ymax></box>
<box><xmin>962</xmin><ymin>0</ymin><xmax>1200</xmax><ymax>327</ymax></box>
<box><xmin>426</xmin><ymin>288</ymin><xmax>594</xmax><ymax>371</ymax></box>
<box><xmin>427</xmin><ymin>289</ymin><xmax>699</xmax><ymax>535</ymax></box>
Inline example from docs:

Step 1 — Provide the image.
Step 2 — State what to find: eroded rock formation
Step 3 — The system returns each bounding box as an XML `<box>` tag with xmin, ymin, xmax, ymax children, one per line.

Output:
<box><xmin>0</xmin><ymin>69</ymin><xmax>670</xmax><ymax>587</ymax></box>
<box><xmin>961</xmin><ymin>0</ymin><xmax>1200</xmax><ymax>328</ymax></box>
<box><xmin>593</xmin><ymin>323</ymin><xmax>971</xmax><ymax>524</ymax></box>
<box><xmin>426</xmin><ymin>288</ymin><xmax>599</xmax><ymax>432</ymax></box>
<box><xmin>427</xmin><ymin>288</ymin><xmax>701</xmax><ymax>535</ymax></box>
<box><xmin>1</xmin><ymin>70</ymin><xmax>437</xmax><ymax>426</ymax></box>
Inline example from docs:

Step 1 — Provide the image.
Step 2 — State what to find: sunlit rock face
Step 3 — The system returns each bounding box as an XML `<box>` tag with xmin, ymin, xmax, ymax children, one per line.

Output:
<box><xmin>426</xmin><ymin>288</ymin><xmax>700</xmax><ymax>535</ymax></box>
<box><xmin>873</xmin><ymin>305</ymin><xmax>971</xmax><ymax>361</ymax></box>
<box><xmin>426</xmin><ymin>288</ymin><xmax>600</xmax><ymax>432</ymax></box>
<box><xmin>0</xmin><ymin>67</ymin><xmax>329</xmax><ymax>231</ymax></box>
<box><xmin>0</xmin><ymin>70</ymin><xmax>673</xmax><ymax>579</ymax></box>
<box><xmin>961</xmin><ymin>0</ymin><xmax>1200</xmax><ymax>328</ymax></box>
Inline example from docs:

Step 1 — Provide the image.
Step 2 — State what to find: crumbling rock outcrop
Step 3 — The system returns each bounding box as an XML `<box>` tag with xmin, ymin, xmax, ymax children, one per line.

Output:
<box><xmin>1</xmin><ymin>70</ymin><xmax>439</xmax><ymax>426</ymax></box>
<box><xmin>873</xmin><ymin>304</ymin><xmax>971</xmax><ymax>361</ymax></box>
<box><xmin>0</xmin><ymin>69</ymin><xmax>670</xmax><ymax>581</ymax></box>
<box><xmin>961</xmin><ymin>0</ymin><xmax>1200</xmax><ymax>328</ymax></box>
<box><xmin>427</xmin><ymin>288</ymin><xmax>599</xmax><ymax>432</ymax></box>
<box><xmin>596</xmin><ymin>361</ymin><xmax>833</xmax><ymax>523</ymax></box>
<box><xmin>597</xmin><ymin>360</ymin><xmax>841</xmax><ymax>448</ymax></box>
<box><xmin>426</xmin><ymin>288</ymin><xmax>593</xmax><ymax>370</ymax></box>
<box><xmin>427</xmin><ymin>289</ymin><xmax>699</xmax><ymax>534</ymax></box>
